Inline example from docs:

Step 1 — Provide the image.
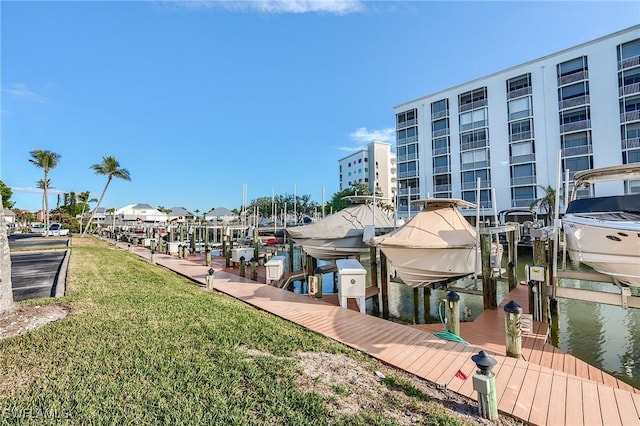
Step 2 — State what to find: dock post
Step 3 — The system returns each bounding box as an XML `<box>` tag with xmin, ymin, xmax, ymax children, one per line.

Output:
<box><xmin>150</xmin><ymin>249</ymin><xmax>155</xmax><ymax>264</ymax></box>
<box><xmin>253</xmin><ymin>227</ymin><xmax>259</xmax><ymax>263</ymax></box>
<box><xmin>472</xmin><ymin>351</ymin><xmax>498</xmax><ymax>421</ymax></box>
<box><xmin>239</xmin><ymin>256</ymin><xmax>246</xmax><ymax>277</ymax></box>
<box><xmin>423</xmin><ymin>287</ymin><xmax>432</xmax><ymax>321</ymax></box>
<box><xmin>314</xmin><ymin>266</ymin><xmax>323</xmax><ymax>299</ymax></box>
<box><xmin>370</xmin><ymin>247</ymin><xmax>379</xmax><ymax>316</ymax></box>
<box><xmin>481</xmin><ymin>234</ymin><xmax>497</xmax><ymax>309</ymax></box>
<box><xmin>206</xmin><ymin>268</ymin><xmax>214</xmax><ymax>290</ymax></box>
<box><xmin>547</xmin><ymin>232</ymin><xmax>558</xmax><ymax>317</ymax></box>
<box><xmin>380</xmin><ymin>250</ymin><xmax>389</xmax><ymax>320</ymax></box>
<box><xmin>288</xmin><ymin>238</ymin><xmax>295</xmax><ymax>272</ymax></box>
<box><xmin>446</xmin><ymin>291</ymin><xmax>460</xmax><ymax>336</ymax></box>
<box><xmin>504</xmin><ymin>300</ymin><xmax>522</xmax><ymax>358</ymax></box>
<box><xmin>533</xmin><ymin>236</ymin><xmax>549</xmax><ymax>323</ymax></box>
<box><xmin>413</xmin><ymin>288</ymin><xmax>420</xmax><ymax>324</ymax></box>
<box><xmin>205</xmin><ymin>245</ymin><xmax>211</xmax><ymax>267</ymax></box>
<box><xmin>179</xmin><ymin>226</ymin><xmax>184</xmax><ymax>244</ymax></box>
<box><xmin>507</xmin><ymin>229</ymin><xmax>517</xmax><ymax>291</ymax></box>
<box><xmin>250</xmin><ymin>259</ymin><xmax>257</xmax><ymax>281</ymax></box>
<box><xmin>190</xmin><ymin>227</ymin><xmax>196</xmax><ymax>253</ymax></box>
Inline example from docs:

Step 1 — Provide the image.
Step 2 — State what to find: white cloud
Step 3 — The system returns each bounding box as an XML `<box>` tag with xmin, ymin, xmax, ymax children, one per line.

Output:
<box><xmin>337</xmin><ymin>126</ymin><xmax>394</xmax><ymax>152</ymax></box>
<box><xmin>1</xmin><ymin>83</ymin><xmax>48</xmax><ymax>103</ymax></box>
<box><xmin>165</xmin><ymin>0</ymin><xmax>364</xmax><ymax>14</ymax></box>
<box><xmin>349</xmin><ymin>127</ymin><xmax>394</xmax><ymax>143</ymax></box>
<box><xmin>11</xmin><ymin>187</ymin><xmax>67</xmax><ymax>195</ymax></box>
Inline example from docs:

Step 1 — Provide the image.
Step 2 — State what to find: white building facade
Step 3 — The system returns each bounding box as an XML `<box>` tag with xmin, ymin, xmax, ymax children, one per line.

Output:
<box><xmin>394</xmin><ymin>25</ymin><xmax>640</xmax><ymax>220</ymax></box>
<box><xmin>338</xmin><ymin>141</ymin><xmax>397</xmax><ymax>201</ymax></box>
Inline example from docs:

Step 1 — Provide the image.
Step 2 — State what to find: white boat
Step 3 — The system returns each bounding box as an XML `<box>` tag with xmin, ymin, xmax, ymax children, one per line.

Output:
<box><xmin>285</xmin><ymin>196</ymin><xmax>395</xmax><ymax>260</ymax></box>
<box><xmin>562</xmin><ymin>163</ymin><xmax>640</xmax><ymax>287</ymax></box>
<box><xmin>371</xmin><ymin>198</ymin><xmax>502</xmax><ymax>288</ymax></box>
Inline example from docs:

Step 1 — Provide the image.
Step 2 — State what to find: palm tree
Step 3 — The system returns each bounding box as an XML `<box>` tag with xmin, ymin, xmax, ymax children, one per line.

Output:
<box><xmin>29</xmin><ymin>150</ymin><xmax>61</xmax><ymax>235</ymax></box>
<box><xmin>77</xmin><ymin>191</ymin><xmax>98</xmax><ymax>235</ymax></box>
<box><xmin>81</xmin><ymin>156</ymin><xmax>131</xmax><ymax>238</ymax></box>
<box><xmin>530</xmin><ymin>185</ymin><xmax>560</xmax><ymax>223</ymax></box>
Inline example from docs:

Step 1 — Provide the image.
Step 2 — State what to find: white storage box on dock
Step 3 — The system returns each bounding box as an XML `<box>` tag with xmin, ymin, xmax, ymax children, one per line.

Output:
<box><xmin>168</xmin><ymin>241</ymin><xmax>181</xmax><ymax>254</ymax></box>
<box><xmin>336</xmin><ymin>259</ymin><xmax>366</xmax><ymax>298</ymax></box>
<box><xmin>265</xmin><ymin>256</ymin><xmax>286</xmax><ymax>282</ymax></box>
<box><xmin>232</xmin><ymin>247</ymin><xmax>255</xmax><ymax>263</ymax></box>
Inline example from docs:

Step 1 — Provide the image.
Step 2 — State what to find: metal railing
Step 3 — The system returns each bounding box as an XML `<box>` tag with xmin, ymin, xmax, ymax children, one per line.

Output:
<box><xmin>396</xmin><ymin>118</ymin><xmax>417</xmax><ymax>130</ymax></box>
<box><xmin>509</xmin><ymin>130</ymin><xmax>533</xmax><ymax>143</ymax></box>
<box><xmin>561</xmin><ymin>145</ymin><xmax>593</xmax><ymax>157</ymax></box>
<box><xmin>508</xmin><ymin>109</ymin><xmax>532</xmax><ymax>121</ymax></box>
<box><xmin>510</xmin><ymin>153</ymin><xmax>536</xmax><ymax>164</ymax></box>
<box><xmin>619</xmin><ymin>55</ymin><xmax>640</xmax><ymax>70</ymax></box>
<box><xmin>620</xmin><ymin>110</ymin><xmax>640</xmax><ymax>123</ymax></box>
<box><xmin>461</xmin><ymin>160</ymin><xmax>489</xmax><ymax>171</ymax></box>
<box><xmin>431</xmin><ymin>109</ymin><xmax>449</xmax><ymax>120</ymax></box>
<box><xmin>460</xmin><ymin>139</ymin><xmax>488</xmax><ymax>151</ymax></box>
<box><xmin>432</xmin><ymin>128</ymin><xmax>450</xmax><ymax>138</ymax></box>
<box><xmin>622</xmin><ymin>137</ymin><xmax>640</xmax><ymax>150</ymax></box>
<box><xmin>459</xmin><ymin>98</ymin><xmax>487</xmax><ymax>113</ymax></box>
<box><xmin>560</xmin><ymin>119</ymin><xmax>591</xmax><ymax>133</ymax></box>
<box><xmin>559</xmin><ymin>95</ymin><xmax>590</xmax><ymax>110</ymax></box>
<box><xmin>557</xmin><ymin>70</ymin><xmax>588</xmax><ymax>86</ymax></box>
<box><xmin>507</xmin><ymin>86</ymin><xmax>532</xmax><ymax>100</ymax></box>
<box><xmin>510</xmin><ymin>176</ymin><xmax>536</xmax><ymax>186</ymax></box>
<box><xmin>619</xmin><ymin>82</ymin><xmax>640</xmax><ymax>97</ymax></box>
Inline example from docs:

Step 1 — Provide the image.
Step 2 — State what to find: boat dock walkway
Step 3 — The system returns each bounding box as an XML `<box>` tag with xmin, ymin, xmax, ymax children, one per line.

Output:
<box><xmin>118</xmin><ymin>241</ymin><xmax>640</xmax><ymax>425</ymax></box>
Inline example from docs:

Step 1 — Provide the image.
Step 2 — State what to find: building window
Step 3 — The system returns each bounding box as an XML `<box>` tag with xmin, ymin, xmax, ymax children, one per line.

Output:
<box><xmin>460</xmin><ymin>129</ymin><xmax>488</xmax><ymax>151</ymax></box>
<box><xmin>557</xmin><ymin>56</ymin><xmax>588</xmax><ymax>79</ymax></box>
<box><xmin>397</xmin><ymin>109</ymin><xmax>417</xmax><ymax>126</ymax></box>
<box><xmin>459</xmin><ymin>108</ymin><xmax>487</xmax><ymax>131</ymax></box>
<box><xmin>507</xmin><ymin>73</ymin><xmax>531</xmax><ymax>92</ymax></box>
<box><xmin>358</xmin><ymin>158</ymin><xmax>362</xmax><ymax>163</ymax></box>
<box><xmin>459</xmin><ymin>87</ymin><xmax>487</xmax><ymax>108</ymax></box>
<box><xmin>618</xmin><ymin>38</ymin><xmax>640</xmax><ymax>64</ymax></box>
<box><xmin>431</xmin><ymin>99</ymin><xmax>449</xmax><ymax>119</ymax></box>
<box><xmin>508</xmin><ymin>97</ymin><xmax>532</xmax><ymax>121</ymax></box>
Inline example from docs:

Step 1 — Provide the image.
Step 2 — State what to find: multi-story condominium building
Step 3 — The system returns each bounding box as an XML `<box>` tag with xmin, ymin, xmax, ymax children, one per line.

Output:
<box><xmin>394</xmin><ymin>25</ymin><xmax>640</xmax><ymax>221</ymax></box>
<box><xmin>338</xmin><ymin>141</ymin><xmax>397</xmax><ymax>202</ymax></box>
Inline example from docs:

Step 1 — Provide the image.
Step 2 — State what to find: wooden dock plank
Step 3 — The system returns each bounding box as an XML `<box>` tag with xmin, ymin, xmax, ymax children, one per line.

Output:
<box><xmin>528</xmin><ymin>370</ymin><xmax>553</xmax><ymax>426</ymax></box>
<box><xmin>597</xmin><ymin>385</ymin><xmax>622</xmax><ymax>426</ymax></box>
<box><xmin>613</xmin><ymin>388</ymin><xmax>640</xmax><ymax>425</ymax></box>
<box><xmin>582</xmin><ymin>381</ymin><xmax>603</xmax><ymax>426</ymax></box>
<box><xmin>498</xmin><ymin>361</ymin><xmax>528</xmax><ymax>414</ymax></box>
<box><xmin>546</xmin><ymin>373</ymin><xmax>567</xmax><ymax>426</ymax></box>
<box><xmin>565</xmin><ymin>377</ymin><xmax>584</xmax><ymax>426</ymax></box>
<box><xmin>511</xmin><ymin>366</ymin><xmax>540</xmax><ymax>420</ymax></box>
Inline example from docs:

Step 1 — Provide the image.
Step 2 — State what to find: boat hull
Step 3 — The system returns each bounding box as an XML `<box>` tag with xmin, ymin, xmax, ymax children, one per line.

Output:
<box><xmin>293</xmin><ymin>236</ymin><xmax>369</xmax><ymax>260</ymax></box>
<box><xmin>562</xmin><ymin>215</ymin><xmax>640</xmax><ymax>287</ymax></box>
<box><xmin>380</xmin><ymin>246</ymin><xmax>480</xmax><ymax>288</ymax></box>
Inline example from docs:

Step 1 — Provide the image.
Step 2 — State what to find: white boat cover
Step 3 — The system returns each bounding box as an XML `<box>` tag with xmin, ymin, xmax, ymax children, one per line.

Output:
<box><xmin>286</xmin><ymin>203</ymin><xmax>395</xmax><ymax>240</ymax></box>
<box><xmin>372</xmin><ymin>201</ymin><xmax>477</xmax><ymax>249</ymax></box>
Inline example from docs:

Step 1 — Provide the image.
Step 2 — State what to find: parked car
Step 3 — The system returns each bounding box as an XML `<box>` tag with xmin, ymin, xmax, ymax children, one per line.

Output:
<box><xmin>43</xmin><ymin>223</ymin><xmax>70</xmax><ymax>236</ymax></box>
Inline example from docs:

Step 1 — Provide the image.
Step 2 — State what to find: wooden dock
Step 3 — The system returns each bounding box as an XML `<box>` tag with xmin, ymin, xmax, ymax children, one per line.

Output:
<box><xmin>123</xmin><ymin>242</ymin><xmax>640</xmax><ymax>425</ymax></box>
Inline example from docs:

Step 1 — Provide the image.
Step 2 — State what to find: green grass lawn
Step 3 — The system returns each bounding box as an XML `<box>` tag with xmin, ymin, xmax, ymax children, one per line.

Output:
<box><xmin>0</xmin><ymin>237</ymin><xmax>476</xmax><ymax>425</ymax></box>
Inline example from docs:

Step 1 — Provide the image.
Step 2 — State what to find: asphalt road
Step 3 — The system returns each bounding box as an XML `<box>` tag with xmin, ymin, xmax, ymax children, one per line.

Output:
<box><xmin>8</xmin><ymin>234</ymin><xmax>69</xmax><ymax>302</ymax></box>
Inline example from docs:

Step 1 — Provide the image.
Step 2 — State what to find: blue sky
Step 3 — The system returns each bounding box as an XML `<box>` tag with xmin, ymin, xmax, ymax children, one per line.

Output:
<box><xmin>2</xmin><ymin>1</ymin><xmax>639</xmax><ymax>214</ymax></box>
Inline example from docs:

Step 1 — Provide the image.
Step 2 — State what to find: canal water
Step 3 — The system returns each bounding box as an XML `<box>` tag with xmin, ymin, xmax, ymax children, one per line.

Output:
<box><xmin>280</xmin><ymin>246</ymin><xmax>640</xmax><ymax>389</ymax></box>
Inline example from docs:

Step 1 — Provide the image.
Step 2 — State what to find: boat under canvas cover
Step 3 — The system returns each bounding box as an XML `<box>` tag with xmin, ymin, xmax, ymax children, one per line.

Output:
<box><xmin>286</xmin><ymin>202</ymin><xmax>395</xmax><ymax>260</ymax></box>
<box><xmin>371</xmin><ymin>199</ymin><xmax>480</xmax><ymax>288</ymax></box>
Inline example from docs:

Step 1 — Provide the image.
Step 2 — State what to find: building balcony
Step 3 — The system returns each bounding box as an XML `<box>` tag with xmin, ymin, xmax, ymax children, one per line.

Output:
<box><xmin>434</xmin><ymin>184</ymin><xmax>452</xmax><ymax>193</ymax></box>
<box><xmin>461</xmin><ymin>160</ymin><xmax>490</xmax><ymax>171</ymax></box>
<box><xmin>397</xmin><ymin>152</ymin><xmax>418</xmax><ymax>162</ymax></box>
<box><xmin>397</xmin><ymin>187</ymin><xmax>419</xmax><ymax>196</ymax></box>
<box><xmin>460</xmin><ymin>139</ymin><xmax>488</xmax><ymax>151</ymax></box>
<box><xmin>618</xmin><ymin>55</ymin><xmax>640</xmax><ymax>71</ymax></box>
<box><xmin>508</xmin><ymin>109</ymin><xmax>533</xmax><ymax>121</ymax></box>
<box><xmin>509</xmin><ymin>130</ymin><xmax>533</xmax><ymax>143</ymax></box>
<box><xmin>433</xmin><ymin>165</ymin><xmax>450</xmax><ymax>174</ymax></box>
<box><xmin>459</xmin><ymin>98</ymin><xmax>488</xmax><ymax>113</ymax></box>
<box><xmin>459</xmin><ymin>119</ymin><xmax>488</xmax><ymax>132</ymax></box>
<box><xmin>512</xmin><ymin>198</ymin><xmax>536</xmax><ymax>208</ymax></box>
<box><xmin>462</xmin><ymin>180</ymin><xmax>491</xmax><ymax>190</ymax></box>
<box><xmin>559</xmin><ymin>95</ymin><xmax>590</xmax><ymax>110</ymax></box>
<box><xmin>398</xmin><ymin>170</ymin><xmax>419</xmax><ymax>179</ymax></box>
<box><xmin>510</xmin><ymin>176</ymin><xmax>536</xmax><ymax>186</ymax></box>
<box><xmin>561</xmin><ymin>145</ymin><xmax>593</xmax><ymax>157</ymax></box>
<box><xmin>560</xmin><ymin>119</ymin><xmax>591</xmax><ymax>133</ymax></box>
<box><xmin>431</xmin><ymin>109</ymin><xmax>449</xmax><ymax>120</ymax></box>
<box><xmin>557</xmin><ymin>70</ymin><xmax>588</xmax><ymax>86</ymax></box>
<box><xmin>432</xmin><ymin>147</ymin><xmax>449</xmax><ymax>156</ymax></box>
<box><xmin>510</xmin><ymin>153</ymin><xmax>536</xmax><ymax>164</ymax></box>
<box><xmin>622</xmin><ymin>137</ymin><xmax>640</xmax><ymax>150</ymax></box>
<box><xmin>620</xmin><ymin>110</ymin><xmax>640</xmax><ymax>123</ymax></box>
<box><xmin>619</xmin><ymin>82</ymin><xmax>640</xmax><ymax>97</ymax></box>
<box><xmin>432</xmin><ymin>128</ymin><xmax>450</xmax><ymax>138</ymax></box>
<box><xmin>396</xmin><ymin>118</ymin><xmax>417</xmax><ymax>130</ymax></box>
<box><xmin>397</xmin><ymin>135</ymin><xmax>418</xmax><ymax>145</ymax></box>
<box><xmin>507</xmin><ymin>86</ymin><xmax>532</xmax><ymax>100</ymax></box>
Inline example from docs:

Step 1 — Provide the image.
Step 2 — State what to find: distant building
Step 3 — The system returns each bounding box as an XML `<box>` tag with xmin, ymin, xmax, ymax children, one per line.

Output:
<box><xmin>205</xmin><ymin>207</ymin><xmax>236</xmax><ymax>223</ymax></box>
<box><xmin>108</xmin><ymin>204</ymin><xmax>167</xmax><ymax>225</ymax></box>
<box><xmin>167</xmin><ymin>207</ymin><xmax>195</xmax><ymax>223</ymax></box>
<box><xmin>338</xmin><ymin>141</ymin><xmax>397</xmax><ymax>202</ymax></box>
<box><xmin>394</xmin><ymin>25</ymin><xmax>640</xmax><ymax>220</ymax></box>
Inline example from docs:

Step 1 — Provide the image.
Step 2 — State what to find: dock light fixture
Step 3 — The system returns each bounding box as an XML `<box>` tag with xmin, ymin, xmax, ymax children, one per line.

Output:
<box><xmin>472</xmin><ymin>350</ymin><xmax>497</xmax><ymax>376</ymax></box>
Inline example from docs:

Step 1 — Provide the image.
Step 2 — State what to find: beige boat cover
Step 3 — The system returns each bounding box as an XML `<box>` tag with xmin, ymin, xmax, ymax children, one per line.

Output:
<box><xmin>286</xmin><ymin>203</ymin><xmax>395</xmax><ymax>240</ymax></box>
<box><xmin>372</xmin><ymin>203</ymin><xmax>477</xmax><ymax>249</ymax></box>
